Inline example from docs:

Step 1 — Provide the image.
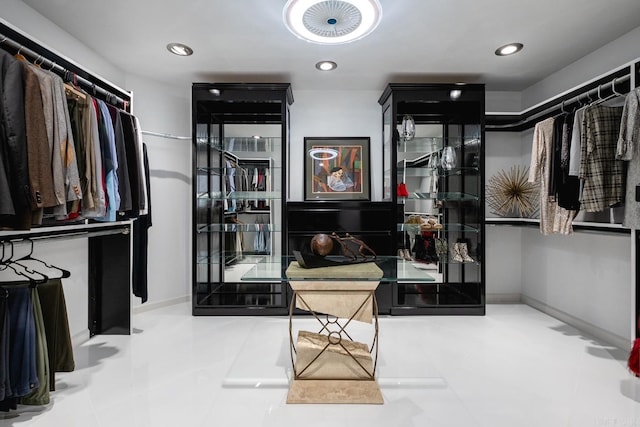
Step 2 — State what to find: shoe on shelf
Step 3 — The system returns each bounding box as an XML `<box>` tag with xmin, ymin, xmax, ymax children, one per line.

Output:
<box><xmin>403</xmin><ymin>249</ymin><xmax>414</xmax><ymax>261</ymax></box>
<box><xmin>427</xmin><ymin>216</ymin><xmax>443</xmax><ymax>230</ymax></box>
<box><xmin>458</xmin><ymin>242</ymin><xmax>474</xmax><ymax>263</ymax></box>
<box><xmin>451</xmin><ymin>243</ymin><xmax>464</xmax><ymax>263</ymax></box>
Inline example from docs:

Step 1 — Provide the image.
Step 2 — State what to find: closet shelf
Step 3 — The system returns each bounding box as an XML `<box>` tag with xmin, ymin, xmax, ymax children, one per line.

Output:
<box><xmin>196</xmin><ymin>166</ymin><xmax>282</xmax><ymax>175</ymax></box>
<box><xmin>398</xmin><ymin>166</ymin><xmax>480</xmax><ymax>177</ymax></box>
<box><xmin>196</xmin><ymin>254</ymin><xmax>279</xmax><ymax>267</ymax></box>
<box><xmin>408</xmin><ymin>192</ymin><xmax>479</xmax><ymax>202</ymax></box>
<box><xmin>485</xmin><ymin>217</ymin><xmax>630</xmax><ymax>234</ymax></box>
<box><xmin>0</xmin><ymin>220</ymin><xmax>132</xmax><ymax>241</ymax></box>
<box><xmin>196</xmin><ymin>191</ymin><xmax>281</xmax><ymax>200</ymax></box>
<box><xmin>197</xmin><ymin>223</ymin><xmax>279</xmax><ymax>233</ymax></box>
<box><xmin>196</xmin><ymin>137</ymin><xmax>281</xmax><ymax>152</ymax></box>
<box><xmin>397</xmin><ymin>223</ymin><xmax>480</xmax><ymax>233</ymax></box>
<box><xmin>396</xmin><ymin>259</ymin><xmax>480</xmax><ymax>270</ymax></box>
<box><xmin>397</xmin><ymin>136</ymin><xmax>480</xmax><ymax>151</ymax></box>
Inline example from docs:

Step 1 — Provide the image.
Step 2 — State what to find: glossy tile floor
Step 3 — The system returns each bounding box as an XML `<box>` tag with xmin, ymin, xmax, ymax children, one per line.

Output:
<box><xmin>2</xmin><ymin>303</ymin><xmax>640</xmax><ymax>427</ymax></box>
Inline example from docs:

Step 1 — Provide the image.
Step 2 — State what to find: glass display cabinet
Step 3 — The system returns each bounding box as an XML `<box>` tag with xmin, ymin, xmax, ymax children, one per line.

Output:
<box><xmin>192</xmin><ymin>83</ymin><xmax>293</xmax><ymax>315</ymax></box>
<box><xmin>378</xmin><ymin>83</ymin><xmax>485</xmax><ymax>314</ymax></box>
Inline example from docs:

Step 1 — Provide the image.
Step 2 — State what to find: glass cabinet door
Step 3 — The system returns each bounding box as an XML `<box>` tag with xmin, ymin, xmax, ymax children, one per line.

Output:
<box><xmin>192</xmin><ymin>83</ymin><xmax>293</xmax><ymax>315</ymax></box>
<box><xmin>379</xmin><ymin>83</ymin><xmax>485</xmax><ymax>314</ymax></box>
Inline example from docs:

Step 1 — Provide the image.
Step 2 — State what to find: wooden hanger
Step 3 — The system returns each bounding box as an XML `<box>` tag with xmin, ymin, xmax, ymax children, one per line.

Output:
<box><xmin>64</xmin><ymin>82</ymin><xmax>87</xmax><ymax>101</ymax></box>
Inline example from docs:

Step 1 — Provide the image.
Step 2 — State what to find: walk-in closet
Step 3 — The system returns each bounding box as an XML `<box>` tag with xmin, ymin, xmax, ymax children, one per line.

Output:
<box><xmin>2</xmin><ymin>0</ymin><xmax>640</xmax><ymax>425</ymax></box>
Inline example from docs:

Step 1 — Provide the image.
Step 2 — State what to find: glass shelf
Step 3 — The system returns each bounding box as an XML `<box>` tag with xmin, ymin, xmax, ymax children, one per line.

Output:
<box><xmin>197</xmin><ymin>223</ymin><xmax>280</xmax><ymax>233</ymax></box>
<box><xmin>238</xmin><ymin>257</ymin><xmax>444</xmax><ymax>283</ymax></box>
<box><xmin>196</xmin><ymin>137</ymin><xmax>282</xmax><ymax>153</ymax></box>
<box><xmin>397</xmin><ymin>136</ymin><xmax>480</xmax><ymax>151</ymax></box>
<box><xmin>408</xmin><ymin>192</ymin><xmax>479</xmax><ymax>202</ymax></box>
<box><xmin>196</xmin><ymin>191</ymin><xmax>281</xmax><ymax>200</ymax></box>
<box><xmin>196</xmin><ymin>166</ymin><xmax>282</xmax><ymax>176</ymax></box>
<box><xmin>397</xmin><ymin>223</ymin><xmax>480</xmax><ymax>233</ymax></box>
<box><xmin>398</xmin><ymin>167</ymin><xmax>479</xmax><ymax>177</ymax></box>
<box><xmin>197</xmin><ymin>254</ymin><xmax>278</xmax><ymax>266</ymax></box>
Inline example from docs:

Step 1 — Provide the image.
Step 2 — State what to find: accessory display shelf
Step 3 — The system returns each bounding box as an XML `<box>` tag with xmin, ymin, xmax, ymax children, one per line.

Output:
<box><xmin>379</xmin><ymin>83</ymin><xmax>486</xmax><ymax>315</ymax></box>
<box><xmin>192</xmin><ymin>83</ymin><xmax>293</xmax><ymax>315</ymax></box>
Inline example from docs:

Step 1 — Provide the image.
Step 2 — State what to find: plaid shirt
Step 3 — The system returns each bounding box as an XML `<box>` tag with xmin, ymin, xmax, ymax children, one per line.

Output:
<box><xmin>579</xmin><ymin>104</ymin><xmax>625</xmax><ymax>212</ymax></box>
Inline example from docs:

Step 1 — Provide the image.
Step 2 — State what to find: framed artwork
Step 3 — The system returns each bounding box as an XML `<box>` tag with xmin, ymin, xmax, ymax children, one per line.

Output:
<box><xmin>304</xmin><ymin>137</ymin><xmax>370</xmax><ymax>201</ymax></box>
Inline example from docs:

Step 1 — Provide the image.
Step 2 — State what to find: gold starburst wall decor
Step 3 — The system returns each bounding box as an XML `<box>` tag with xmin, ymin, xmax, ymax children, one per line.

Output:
<box><xmin>486</xmin><ymin>165</ymin><xmax>539</xmax><ymax>218</ymax></box>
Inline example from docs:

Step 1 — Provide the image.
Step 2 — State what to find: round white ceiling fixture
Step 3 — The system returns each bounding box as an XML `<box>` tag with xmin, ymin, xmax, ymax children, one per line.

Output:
<box><xmin>495</xmin><ymin>42</ymin><xmax>523</xmax><ymax>56</ymax></box>
<box><xmin>283</xmin><ymin>0</ymin><xmax>382</xmax><ymax>45</ymax></box>
<box><xmin>315</xmin><ymin>60</ymin><xmax>338</xmax><ymax>71</ymax></box>
<box><xmin>166</xmin><ymin>42</ymin><xmax>193</xmax><ymax>56</ymax></box>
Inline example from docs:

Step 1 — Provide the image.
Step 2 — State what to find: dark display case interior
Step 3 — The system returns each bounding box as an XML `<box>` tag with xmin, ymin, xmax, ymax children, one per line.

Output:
<box><xmin>192</xmin><ymin>83</ymin><xmax>293</xmax><ymax>315</ymax></box>
<box><xmin>379</xmin><ymin>84</ymin><xmax>486</xmax><ymax>315</ymax></box>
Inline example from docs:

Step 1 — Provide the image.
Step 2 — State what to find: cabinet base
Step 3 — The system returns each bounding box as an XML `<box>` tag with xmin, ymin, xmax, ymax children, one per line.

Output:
<box><xmin>286</xmin><ymin>379</ymin><xmax>383</xmax><ymax>404</ymax></box>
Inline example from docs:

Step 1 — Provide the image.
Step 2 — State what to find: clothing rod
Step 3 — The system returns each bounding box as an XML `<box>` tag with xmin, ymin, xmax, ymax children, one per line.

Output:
<box><xmin>141</xmin><ymin>130</ymin><xmax>191</xmax><ymax>140</ymax></box>
<box><xmin>0</xmin><ymin>32</ymin><xmax>128</xmax><ymax>108</ymax></box>
<box><xmin>0</xmin><ymin>226</ymin><xmax>130</xmax><ymax>243</ymax></box>
<box><xmin>539</xmin><ymin>74</ymin><xmax>629</xmax><ymax>116</ymax></box>
<box><xmin>487</xmin><ymin>71</ymin><xmax>632</xmax><ymax>130</ymax></box>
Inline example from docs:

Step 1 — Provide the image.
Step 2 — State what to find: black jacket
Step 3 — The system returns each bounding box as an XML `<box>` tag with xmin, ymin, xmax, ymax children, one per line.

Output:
<box><xmin>0</xmin><ymin>49</ymin><xmax>30</xmax><ymax>228</ymax></box>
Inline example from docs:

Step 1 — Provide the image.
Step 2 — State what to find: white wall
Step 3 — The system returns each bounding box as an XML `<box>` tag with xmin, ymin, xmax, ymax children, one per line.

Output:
<box><xmin>125</xmin><ymin>74</ymin><xmax>192</xmax><ymax>310</ymax></box>
<box><xmin>521</xmin><ymin>229</ymin><xmax>632</xmax><ymax>348</ymax></box>
<box><xmin>289</xmin><ymin>90</ymin><xmax>382</xmax><ymax>201</ymax></box>
<box><xmin>484</xmin><ymin>131</ymin><xmax>529</xmax><ymax>301</ymax></box>
<box><xmin>1</xmin><ymin>1</ymin><xmax>125</xmax><ymax>88</ymax></box>
<box><xmin>522</xmin><ymin>26</ymin><xmax>640</xmax><ymax>109</ymax></box>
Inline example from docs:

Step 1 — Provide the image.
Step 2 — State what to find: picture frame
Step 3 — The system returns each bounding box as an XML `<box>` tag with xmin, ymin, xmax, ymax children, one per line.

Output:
<box><xmin>304</xmin><ymin>137</ymin><xmax>370</xmax><ymax>201</ymax></box>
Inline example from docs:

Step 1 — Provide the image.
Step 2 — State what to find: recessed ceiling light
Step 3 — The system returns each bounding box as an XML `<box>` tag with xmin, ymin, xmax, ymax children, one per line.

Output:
<box><xmin>315</xmin><ymin>60</ymin><xmax>337</xmax><ymax>71</ymax></box>
<box><xmin>449</xmin><ymin>89</ymin><xmax>462</xmax><ymax>100</ymax></box>
<box><xmin>495</xmin><ymin>43</ymin><xmax>523</xmax><ymax>56</ymax></box>
<box><xmin>209</xmin><ymin>88</ymin><xmax>221</xmax><ymax>96</ymax></box>
<box><xmin>283</xmin><ymin>0</ymin><xmax>383</xmax><ymax>45</ymax></box>
<box><xmin>166</xmin><ymin>43</ymin><xmax>193</xmax><ymax>56</ymax></box>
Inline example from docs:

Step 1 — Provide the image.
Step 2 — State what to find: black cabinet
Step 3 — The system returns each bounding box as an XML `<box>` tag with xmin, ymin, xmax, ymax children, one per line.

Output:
<box><xmin>285</xmin><ymin>201</ymin><xmax>395</xmax><ymax>314</ymax></box>
<box><xmin>192</xmin><ymin>83</ymin><xmax>293</xmax><ymax>315</ymax></box>
<box><xmin>378</xmin><ymin>84</ymin><xmax>486</xmax><ymax>315</ymax></box>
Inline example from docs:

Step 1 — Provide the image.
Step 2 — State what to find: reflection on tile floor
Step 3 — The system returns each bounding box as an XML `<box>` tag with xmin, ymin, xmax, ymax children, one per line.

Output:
<box><xmin>3</xmin><ymin>303</ymin><xmax>640</xmax><ymax>427</ymax></box>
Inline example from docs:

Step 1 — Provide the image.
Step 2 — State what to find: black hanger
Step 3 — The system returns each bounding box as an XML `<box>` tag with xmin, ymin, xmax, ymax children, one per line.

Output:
<box><xmin>13</xmin><ymin>239</ymin><xmax>71</xmax><ymax>278</ymax></box>
<box><xmin>0</xmin><ymin>241</ymin><xmax>49</xmax><ymax>286</ymax></box>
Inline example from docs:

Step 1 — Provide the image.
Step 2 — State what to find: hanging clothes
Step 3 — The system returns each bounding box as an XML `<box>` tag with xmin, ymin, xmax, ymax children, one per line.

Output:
<box><xmin>20</xmin><ymin>287</ymin><xmax>50</xmax><ymax>406</ymax></box>
<box><xmin>50</xmin><ymin>73</ymin><xmax>82</xmax><ymax>220</ymax></box>
<box><xmin>132</xmin><ymin>143</ymin><xmax>152</xmax><ymax>303</ymax></box>
<box><xmin>553</xmin><ymin>114</ymin><xmax>581</xmax><ymax>210</ymax></box>
<box><xmin>0</xmin><ymin>50</ymin><xmax>30</xmax><ymax>230</ymax></box>
<box><xmin>94</xmin><ymin>99</ymin><xmax>119</xmax><ymax>221</ymax></box>
<box><xmin>0</xmin><ymin>286</ymin><xmax>38</xmax><ymax>411</ymax></box>
<box><xmin>107</xmin><ymin>104</ymin><xmax>132</xmax><ymax>215</ymax></box>
<box><xmin>26</xmin><ymin>65</ymin><xmax>65</xmax><ymax>211</ymax></box>
<box><xmin>36</xmin><ymin>278</ymin><xmax>75</xmax><ymax>391</ymax></box>
<box><xmin>81</xmin><ymin>94</ymin><xmax>107</xmax><ymax>218</ymax></box>
<box><xmin>616</xmin><ymin>88</ymin><xmax>640</xmax><ymax>228</ymax></box>
<box><xmin>22</xmin><ymin>64</ymin><xmax>57</xmax><ymax>225</ymax></box>
<box><xmin>579</xmin><ymin>104</ymin><xmax>624</xmax><ymax>212</ymax></box>
<box><xmin>528</xmin><ymin>117</ymin><xmax>576</xmax><ymax>235</ymax></box>
<box><xmin>568</xmin><ymin>107</ymin><xmax>587</xmax><ymax>177</ymax></box>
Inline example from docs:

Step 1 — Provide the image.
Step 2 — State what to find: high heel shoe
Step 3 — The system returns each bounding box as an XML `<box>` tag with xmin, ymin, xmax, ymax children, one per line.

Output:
<box><xmin>458</xmin><ymin>242</ymin><xmax>474</xmax><ymax>263</ymax></box>
<box><xmin>451</xmin><ymin>243</ymin><xmax>464</xmax><ymax>263</ymax></box>
<box><xmin>435</xmin><ymin>238</ymin><xmax>448</xmax><ymax>263</ymax></box>
<box><xmin>403</xmin><ymin>249</ymin><xmax>414</xmax><ymax>261</ymax></box>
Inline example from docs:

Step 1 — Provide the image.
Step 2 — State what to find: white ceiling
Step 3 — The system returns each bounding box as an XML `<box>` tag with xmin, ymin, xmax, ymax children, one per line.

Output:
<box><xmin>22</xmin><ymin>0</ymin><xmax>640</xmax><ymax>92</ymax></box>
